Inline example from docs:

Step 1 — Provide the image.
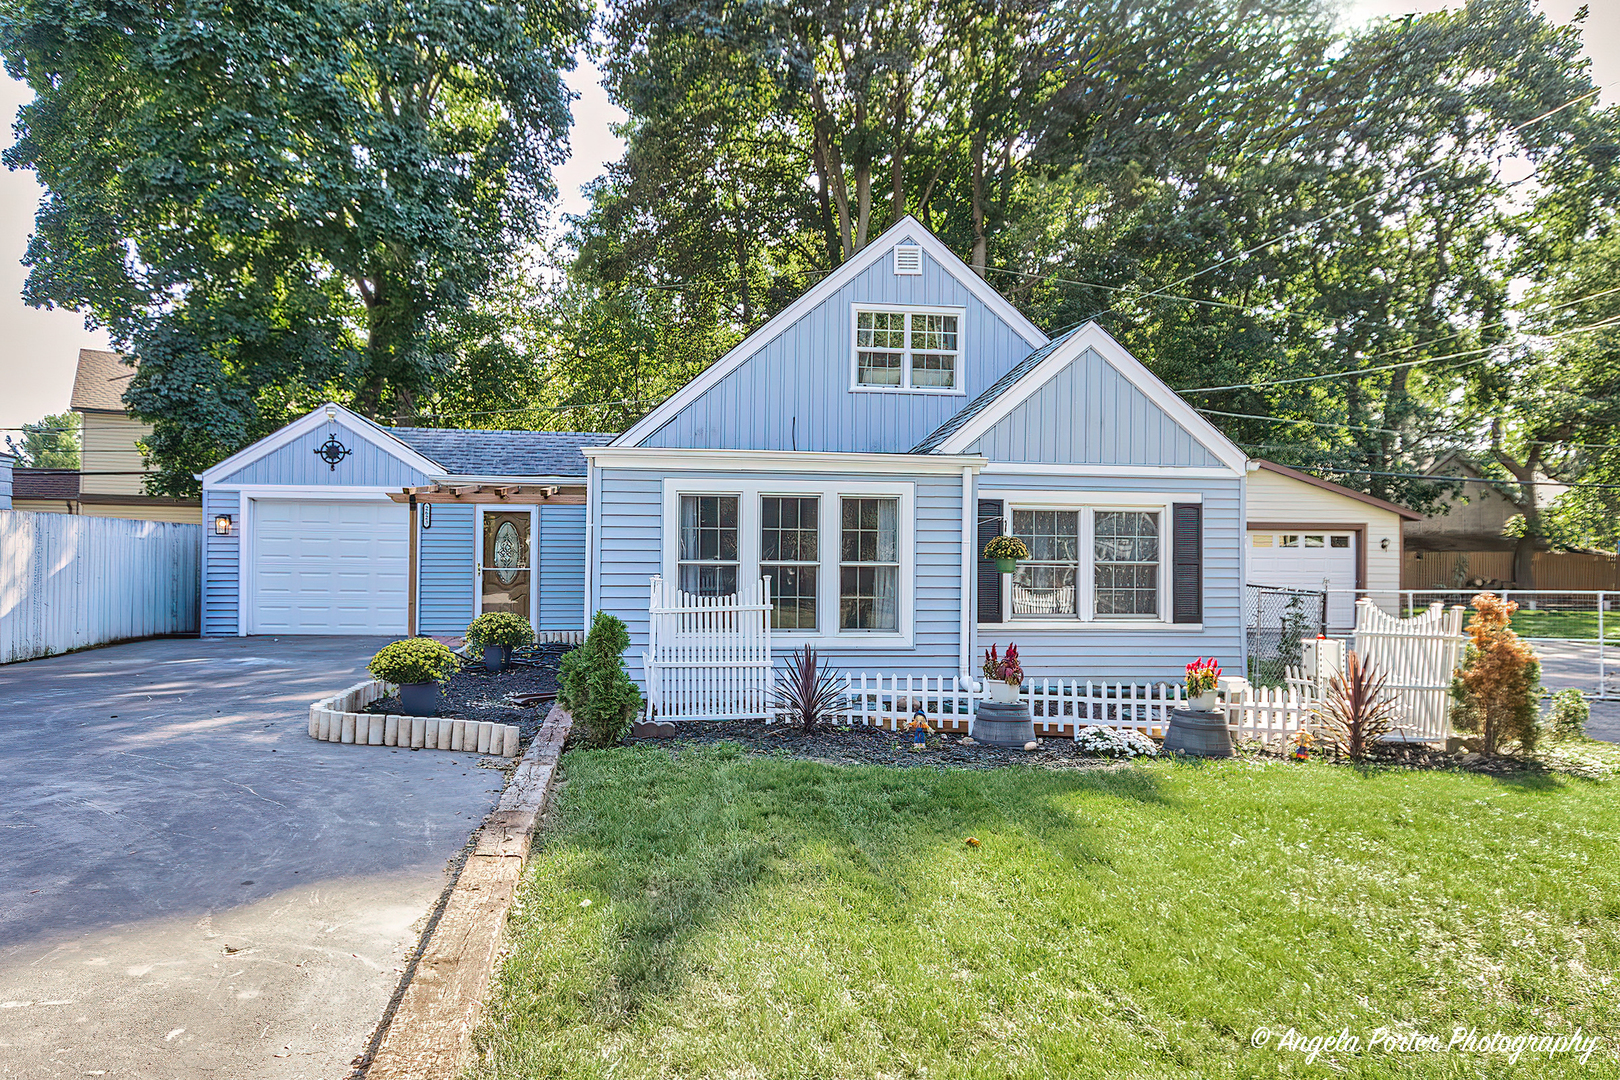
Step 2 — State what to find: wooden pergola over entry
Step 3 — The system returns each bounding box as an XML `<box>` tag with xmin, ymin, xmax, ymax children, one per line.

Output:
<box><xmin>391</xmin><ymin>482</ymin><xmax>587</xmax><ymax>634</ymax></box>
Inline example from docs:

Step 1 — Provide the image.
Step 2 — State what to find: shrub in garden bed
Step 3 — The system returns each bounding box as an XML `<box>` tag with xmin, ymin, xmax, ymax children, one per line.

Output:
<box><xmin>367</xmin><ymin>637</ymin><xmax>459</xmax><ymax>686</ymax></box>
<box><xmin>466</xmin><ymin>611</ymin><xmax>534</xmax><ymax>650</ymax></box>
<box><xmin>558</xmin><ymin>611</ymin><xmax>642</xmax><ymax>747</ymax></box>
<box><xmin>1073</xmin><ymin>725</ymin><xmax>1158</xmax><ymax>759</ymax></box>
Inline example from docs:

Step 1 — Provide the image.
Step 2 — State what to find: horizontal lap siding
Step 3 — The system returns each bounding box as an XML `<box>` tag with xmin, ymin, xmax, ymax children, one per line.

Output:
<box><xmin>640</xmin><ymin>234</ymin><xmax>1040</xmax><ymax>453</ymax></box>
<box><xmin>972</xmin><ymin>349</ymin><xmax>1221</xmax><ymax>466</ymax></box>
<box><xmin>418</xmin><ymin>504</ymin><xmax>473</xmax><ymax>636</ymax></box>
<box><xmin>977</xmin><ymin>472</ymin><xmax>1244</xmax><ymax>682</ymax></box>
<box><xmin>202</xmin><ymin>489</ymin><xmax>240</xmax><ymax>636</ymax></box>
<box><xmin>538</xmin><ymin>505</ymin><xmax>586</xmax><ymax>632</ymax></box>
<box><xmin>595</xmin><ymin>467</ymin><xmax>967</xmax><ymax>685</ymax></box>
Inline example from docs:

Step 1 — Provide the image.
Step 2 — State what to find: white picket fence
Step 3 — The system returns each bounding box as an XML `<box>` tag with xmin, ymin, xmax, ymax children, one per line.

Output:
<box><xmin>643</xmin><ymin>575</ymin><xmax>774</xmax><ymax>721</ymax></box>
<box><xmin>1351</xmin><ymin>600</ymin><xmax>1465</xmax><ymax>742</ymax></box>
<box><xmin>1</xmin><ymin>509</ymin><xmax>201</xmax><ymax>664</ymax></box>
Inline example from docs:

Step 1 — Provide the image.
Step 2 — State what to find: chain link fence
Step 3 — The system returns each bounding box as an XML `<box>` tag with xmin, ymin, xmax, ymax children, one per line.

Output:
<box><xmin>1244</xmin><ymin>585</ymin><xmax>1327</xmax><ymax>687</ymax></box>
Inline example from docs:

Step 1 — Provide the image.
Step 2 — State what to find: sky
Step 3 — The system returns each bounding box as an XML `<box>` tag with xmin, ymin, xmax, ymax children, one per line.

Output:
<box><xmin>0</xmin><ymin>1</ymin><xmax>1614</xmax><ymax>433</ymax></box>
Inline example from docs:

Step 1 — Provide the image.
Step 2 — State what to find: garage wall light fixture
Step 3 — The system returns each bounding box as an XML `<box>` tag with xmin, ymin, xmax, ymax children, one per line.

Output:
<box><xmin>1381</xmin><ymin>537</ymin><xmax>1390</xmax><ymax>550</ymax></box>
<box><xmin>215</xmin><ymin>514</ymin><xmax>233</xmax><ymax>535</ymax></box>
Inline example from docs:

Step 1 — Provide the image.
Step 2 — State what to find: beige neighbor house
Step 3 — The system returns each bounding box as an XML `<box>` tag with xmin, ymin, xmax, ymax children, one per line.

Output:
<box><xmin>1401</xmin><ymin>451</ymin><xmax>1617</xmax><ymax>591</ymax></box>
<box><xmin>12</xmin><ymin>349</ymin><xmax>202</xmax><ymax>523</ymax></box>
<box><xmin>1245</xmin><ymin>459</ymin><xmax>1421</xmax><ymax>630</ymax></box>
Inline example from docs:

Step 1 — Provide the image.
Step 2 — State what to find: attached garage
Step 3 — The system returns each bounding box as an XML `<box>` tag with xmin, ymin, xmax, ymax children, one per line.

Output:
<box><xmin>1245</xmin><ymin>460</ymin><xmax>1421</xmax><ymax>630</ymax></box>
<box><xmin>198</xmin><ymin>403</ymin><xmax>603</xmax><ymax>638</ymax></box>
<box><xmin>247</xmin><ymin>499</ymin><xmax>408</xmax><ymax>634</ymax></box>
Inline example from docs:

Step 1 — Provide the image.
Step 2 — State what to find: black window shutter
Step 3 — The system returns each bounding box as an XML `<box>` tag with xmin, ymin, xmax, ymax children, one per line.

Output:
<box><xmin>977</xmin><ymin>499</ymin><xmax>1004</xmax><ymax>624</ymax></box>
<box><xmin>1172</xmin><ymin>502</ymin><xmax>1202</xmax><ymax>624</ymax></box>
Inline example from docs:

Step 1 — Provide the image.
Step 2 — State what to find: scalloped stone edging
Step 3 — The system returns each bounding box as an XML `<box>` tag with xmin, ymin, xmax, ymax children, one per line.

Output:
<box><xmin>306</xmin><ymin>679</ymin><xmax>521</xmax><ymax>757</ymax></box>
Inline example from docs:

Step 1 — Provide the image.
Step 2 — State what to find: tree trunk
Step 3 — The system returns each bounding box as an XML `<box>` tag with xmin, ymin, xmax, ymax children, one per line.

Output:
<box><xmin>1511</xmin><ymin>531</ymin><xmax>1537</xmax><ymax>590</ymax></box>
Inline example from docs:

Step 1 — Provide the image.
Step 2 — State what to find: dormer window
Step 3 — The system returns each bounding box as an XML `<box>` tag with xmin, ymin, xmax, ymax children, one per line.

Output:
<box><xmin>852</xmin><ymin>305</ymin><xmax>963</xmax><ymax>393</ymax></box>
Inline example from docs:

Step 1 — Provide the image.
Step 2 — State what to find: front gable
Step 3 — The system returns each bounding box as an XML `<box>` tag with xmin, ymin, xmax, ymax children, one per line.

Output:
<box><xmin>923</xmin><ymin>323</ymin><xmax>1247</xmax><ymax>472</ymax></box>
<box><xmin>621</xmin><ymin>217</ymin><xmax>1047</xmax><ymax>454</ymax></box>
<box><xmin>201</xmin><ymin>404</ymin><xmax>442</xmax><ymax>488</ymax></box>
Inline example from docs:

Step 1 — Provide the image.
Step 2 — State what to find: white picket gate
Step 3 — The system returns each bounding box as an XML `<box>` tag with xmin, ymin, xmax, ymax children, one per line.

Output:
<box><xmin>1351</xmin><ymin>599</ymin><xmax>1466</xmax><ymax>743</ymax></box>
<box><xmin>643</xmin><ymin>575</ymin><xmax>774</xmax><ymax>721</ymax></box>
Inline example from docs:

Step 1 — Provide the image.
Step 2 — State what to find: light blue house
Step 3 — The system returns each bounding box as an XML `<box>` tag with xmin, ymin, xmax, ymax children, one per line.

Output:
<box><xmin>198</xmin><ymin>217</ymin><xmax>1250</xmax><ymax>690</ymax></box>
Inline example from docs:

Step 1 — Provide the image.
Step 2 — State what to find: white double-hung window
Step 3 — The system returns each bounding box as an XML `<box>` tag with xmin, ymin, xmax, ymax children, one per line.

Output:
<box><xmin>996</xmin><ymin>496</ymin><xmax>1178</xmax><ymax>625</ymax></box>
<box><xmin>662</xmin><ymin>479</ymin><xmax>914</xmax><ymax>646</ymax></box>
<box><xmin>853</xmin><ymin>306</ymin><xmax>963</xmax><ymax>392</ymax></box>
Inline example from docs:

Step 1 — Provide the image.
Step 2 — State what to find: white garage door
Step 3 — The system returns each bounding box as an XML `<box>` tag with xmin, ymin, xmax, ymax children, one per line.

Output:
<box><xmin>1248</xmin><ymin>530</ymin><xmax>1358</xmax><ymax>628</ymax></box>
<box><xmin>249</xmin><ymin>500</ymin><xmax>408</xmax><ymax>634</ymax></box>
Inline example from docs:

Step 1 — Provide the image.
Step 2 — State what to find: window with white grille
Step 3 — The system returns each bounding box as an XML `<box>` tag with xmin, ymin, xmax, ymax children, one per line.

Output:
<box><xmin>852</xmin><ymin>306</ymin><xmax>963</xmax><ymax>392</ymax></box>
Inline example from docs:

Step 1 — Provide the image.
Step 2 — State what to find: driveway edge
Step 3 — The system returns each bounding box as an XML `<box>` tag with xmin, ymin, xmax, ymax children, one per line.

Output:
<box><xmin>360</xmin><ymin>704</ymin><xmax>573</xmax><ymax>1080</ymax></box>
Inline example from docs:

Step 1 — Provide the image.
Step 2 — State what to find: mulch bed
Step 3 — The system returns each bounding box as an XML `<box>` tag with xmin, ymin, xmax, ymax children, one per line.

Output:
<box><xmin>624</xmin><ymin>719</ymin><xmax>1133</xmax><ymax>771</ymax></box>
<box><xmin>365</xmin><ymin>643</ymin><xmax>571</xmax><ymax>744</ymax></box>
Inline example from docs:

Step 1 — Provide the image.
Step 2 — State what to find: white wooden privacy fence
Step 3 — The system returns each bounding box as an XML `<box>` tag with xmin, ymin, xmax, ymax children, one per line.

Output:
<box><xmin>1</xmin><ymin>510</ymin><xmax>201</xmax><ymax>664</ymax></box>
<box><xmin>643</xmin><ymin>575</ymin><xmax>774</xmax><ymax>721</ymax></box>
<box><xmin>1351</xmin><ymin>600</ymin><xmax>1465</xmax><ymax>742</ymax></box>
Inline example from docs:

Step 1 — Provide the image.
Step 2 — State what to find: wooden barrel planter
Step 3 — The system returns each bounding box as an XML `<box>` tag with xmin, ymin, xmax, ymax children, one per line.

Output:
<box><xmin>974</xmin><ymin>700</ymin><xmax>1035</xmax><ymax>746</ymax></box>
<box><xmin>1163</xmin><ymin>707</ymin><xmax>1234</xmax><ymax>758</ymax></box>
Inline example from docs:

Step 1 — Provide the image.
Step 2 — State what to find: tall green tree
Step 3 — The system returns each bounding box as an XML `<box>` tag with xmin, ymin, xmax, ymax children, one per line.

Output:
<box><xmin>1</xmin><ymin>0</ymin><xmax>588</xmax><ymax>493</ymax></box>
<box><xmin>4</xmin><ymin>410</ymin><xmax>80</xmax><ymax>468</ymax></box>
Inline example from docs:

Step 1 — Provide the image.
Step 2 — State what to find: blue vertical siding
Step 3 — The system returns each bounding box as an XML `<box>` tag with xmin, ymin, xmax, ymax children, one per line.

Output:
<box><xmin>215</xmin><ymin>416</ymin><xmax>432</xmax><ymax>487</ymax></box>
<box><xmin>640</xmin><ymin>232</ymin><xmax>1045</xmax><ymax>453</ymax></box>
<box><xmin>201</xmin><ymin>489</ymin><xmax>240</xmax><ymax>635</ymax></box>
<box><xmin>538</xmin><ymin>504</ymin><xmax>586</xmax><ymax>632</ymax></box>
<box><xmin>975</xmin><ymin>471</ymin><xmax>1244</xmax><ymax>682</ymax></box>
<box><xmin>970</xmin><ymin>348</ymin><xmax>1221</xmax><ymax>466</ymax></box>
<box><xmin>418</xmin><ymin>503</ymin><xmax>474</xmax><ymax>636</ymax></box>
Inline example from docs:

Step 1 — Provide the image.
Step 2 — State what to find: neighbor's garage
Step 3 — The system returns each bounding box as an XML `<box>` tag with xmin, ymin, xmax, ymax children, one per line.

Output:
<box><xmin>1245</xmin><ymin>460</ymin><xmax>1421</xmax><ymax>630</ymax></box>
<box><xmin>248</xmin><ymin>499</ymin><xmax>408</xmax><ymax>634</ymax></box>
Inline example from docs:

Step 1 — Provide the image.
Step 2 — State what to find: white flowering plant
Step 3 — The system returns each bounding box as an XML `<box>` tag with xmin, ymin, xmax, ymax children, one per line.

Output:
<box><xmin>1072</xmin><ymin>725</ymin><xmax>1159</xmax><ymax>759</ymax></box>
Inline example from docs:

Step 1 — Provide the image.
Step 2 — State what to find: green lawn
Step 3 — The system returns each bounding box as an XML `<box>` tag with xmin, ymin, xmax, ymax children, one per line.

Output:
<box><xmin>1505</xmin><ymin>608</ymin><xmax>1620</xmax><ymax>641</ymax></box>
<box><xmin>472</xmin><ymin>745</ymin><xmax>1620</xmax><ymax>1079</ymax></box>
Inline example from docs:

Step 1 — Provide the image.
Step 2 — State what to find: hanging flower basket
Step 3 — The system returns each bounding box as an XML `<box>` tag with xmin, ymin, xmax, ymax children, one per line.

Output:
<box><xmin>982</xmin><ymin>535</ymin><xmax>1029</xmax><ymax>574</ymax></box>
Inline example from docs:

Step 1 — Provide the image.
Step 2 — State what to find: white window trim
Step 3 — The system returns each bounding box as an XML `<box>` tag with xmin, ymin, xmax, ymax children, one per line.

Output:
<box><xmin>986</xmin><ymin>490</ymin><xmax>1190</xmax><ymax>630</ymax></box>
<box><xmin>660</xmin><ymin>478</ymin><xmax>915</xmax><ymax>649</ymax></box>
<box><xmin>850</xmin><ymin>303</ymin><xmax>967</xmax><ymax>396</ymax></box>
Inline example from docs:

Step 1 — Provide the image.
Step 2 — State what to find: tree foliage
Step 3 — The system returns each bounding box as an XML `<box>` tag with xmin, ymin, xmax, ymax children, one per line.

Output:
<box><xmin>4</xmin><ymin>411</ymin><xmax>80</xmax><ymax>469</ymax></box>
<box><xmin>1450</xmin><ymin>592</ymin><xmax>1542</xmax><ymax>756</ymax></box>
<box><xmin>577</xmin><ymin>0</ymin><xmax>1620</xmax><ymax>525</ymax></box>
<box><xmin>1</xmin><ymin>0</ymin><xmax>588</xmax><ymax>494</ymax></box>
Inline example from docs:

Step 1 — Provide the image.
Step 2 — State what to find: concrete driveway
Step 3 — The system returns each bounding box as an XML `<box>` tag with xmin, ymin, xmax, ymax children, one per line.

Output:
<box><xmin>0</xmin><ymin>636</ymin><xmax>507</xmax><ymax>1079</ymax></box>
<box><xmin>1528</xmin><ymin>638</ymin><xmax>1620</xmax><ymax>743</ymax></box>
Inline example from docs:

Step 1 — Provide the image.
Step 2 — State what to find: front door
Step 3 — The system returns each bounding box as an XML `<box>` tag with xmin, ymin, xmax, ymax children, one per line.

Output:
<box><xmin>479</xmin><ymin>508</ymin><xmax>535</xmax><ymax>619</ymax></box>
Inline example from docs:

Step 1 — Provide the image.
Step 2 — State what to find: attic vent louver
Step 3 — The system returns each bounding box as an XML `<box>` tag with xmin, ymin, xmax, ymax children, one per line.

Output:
<box><xmin>893</xmin><ymin>244</ymin><xmax>922</xmax><ymax>276</ymax></box>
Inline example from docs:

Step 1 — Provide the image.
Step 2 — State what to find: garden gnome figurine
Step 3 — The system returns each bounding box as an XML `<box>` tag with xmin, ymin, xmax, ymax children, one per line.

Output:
<box><xmin>908</xmin><ymin>708</ymin><xmax>932</xmax><ymax>751</ymax></box>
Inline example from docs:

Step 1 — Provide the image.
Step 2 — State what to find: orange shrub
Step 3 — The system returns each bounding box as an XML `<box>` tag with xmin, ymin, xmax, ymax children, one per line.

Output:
<box><xmin>1450</xmin><ymin>593</ymin><xmax>1541</xmax><ymax>755</ymax></box>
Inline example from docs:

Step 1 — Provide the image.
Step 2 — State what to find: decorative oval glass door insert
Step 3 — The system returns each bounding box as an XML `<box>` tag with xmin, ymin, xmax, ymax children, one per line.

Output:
<box><xmin>494</xmin><ymin>521</ymin><xmax>522</xmax><ymax>585</ymax></box>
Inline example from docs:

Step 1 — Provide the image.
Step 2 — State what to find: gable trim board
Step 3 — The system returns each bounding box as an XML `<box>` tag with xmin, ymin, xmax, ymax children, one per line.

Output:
<box><xmin>612</xmin><ymin>216</ymin><xmax>1048</xmax><ymax>449</ymax></box>
<box><xmin>923</xmin><ymin>322</ymin><xmax>1249</xmax><ymax>474</ymax></box>
<box><xmin>199</xmin><ymin>403</ymin><xmax>446</xmax><ymax>486</ymax></box>
<box><xmin>584</xmin><ymin>447</ymin><xmax>988</xmax><ymax>475</ymax></box>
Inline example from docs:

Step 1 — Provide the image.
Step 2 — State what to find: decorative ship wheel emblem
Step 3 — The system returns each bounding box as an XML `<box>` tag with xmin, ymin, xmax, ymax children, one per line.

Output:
<box><xmin>314</xmin><ymin>432</ymin><xmax>352</xmax><ymax>471</ymax></box>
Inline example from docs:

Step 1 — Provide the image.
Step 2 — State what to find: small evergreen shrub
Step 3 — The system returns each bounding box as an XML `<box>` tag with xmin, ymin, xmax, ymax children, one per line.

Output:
<box><xmin>558</xmin><ymin>611</ymin><xmax>642</xmax><ymax>747</ymax></box>
<box><xmin>368</xmin><ymin>638</ymin><xmax>459</xmax><ymax>685</ymax></box>
<box><xmin>1547</xmin><ymin>688</ymin><xmax>1589</xmax><ymax>740</ymax></box>
<box><xmin>465</xmin><ymin>611</ymin><xmax>533</xmax><ymax>649</ymax></box>
<box><xmin>1450</xmin><ymin>593</ymin><xmax>1542</xmax><ymax>755</ymax></box>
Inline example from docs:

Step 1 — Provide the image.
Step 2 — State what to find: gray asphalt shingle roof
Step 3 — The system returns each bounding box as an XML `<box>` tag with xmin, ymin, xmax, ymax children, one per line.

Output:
<box><xmin>909</xmin><ymin>327</ymin><xmax>1077</xmax><ymax>453</ymax></box>
<box><xmin>387</xmin><ymin>428</ymin><xmax>612</xmax><ymax>478</ymax></box>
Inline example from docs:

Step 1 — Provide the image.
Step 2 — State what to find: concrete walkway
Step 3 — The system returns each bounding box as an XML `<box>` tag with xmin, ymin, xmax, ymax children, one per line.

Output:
<box><xmin>0</xmin><ymin>636</ymin><xmax>507</xmax><ymax>1079</ymax></box>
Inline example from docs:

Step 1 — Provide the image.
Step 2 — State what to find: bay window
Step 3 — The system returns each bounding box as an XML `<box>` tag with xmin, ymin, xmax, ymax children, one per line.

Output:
<box><xmin>663</xmin><ymin>480</ymin><xmax>913</xmax><ymax>645</ymax></box>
